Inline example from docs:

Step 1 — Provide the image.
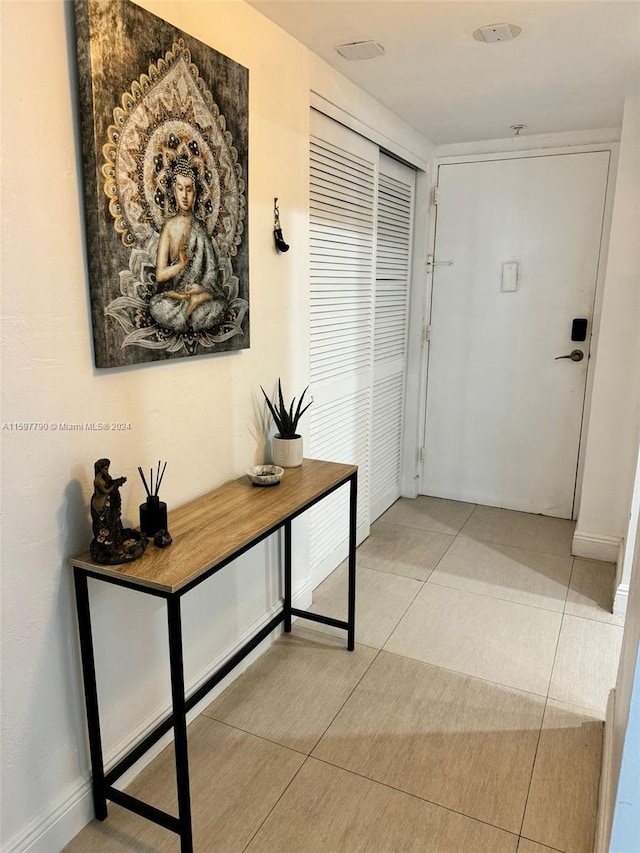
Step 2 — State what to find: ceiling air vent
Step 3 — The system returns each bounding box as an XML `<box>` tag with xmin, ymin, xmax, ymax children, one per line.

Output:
<box><xmin>336</xmin><ymin>41</ymin><xmax>385</xmax><ymax>61</ymax></box>
<box><xmin>473</xmin><ymin>23</ymin><xmax>522</xmax><ymax>43</ymax></box>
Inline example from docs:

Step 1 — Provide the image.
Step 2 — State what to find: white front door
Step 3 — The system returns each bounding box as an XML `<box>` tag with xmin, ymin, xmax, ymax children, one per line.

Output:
<box><xmin>422</xmin><ymin>151</ymin><xmax>610</xmax><ymax>518</ymax></box>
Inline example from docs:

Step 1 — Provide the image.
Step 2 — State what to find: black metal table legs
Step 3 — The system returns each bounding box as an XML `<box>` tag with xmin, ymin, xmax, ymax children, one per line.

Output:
<box><xmin>347</xmin><ymin>472</ymin><xmax>358</xmax><ymax>651</ymax></box>
<box><xmin>167</xmin><ymin>595</ymin><xmax>194</xmax><ymax>853</ymax></box>
<box><xmin>73</xmin><ymin>569</ymin><xmax>108</xmax><ymax>822</ymax></box>
<box><xmin>284</xmin><ymin>519</ymin><xmax>292</xmax><ymax>633</ymax></box>
<box><xmin>74</xmin><ymin>570</ymin><xmax>193</xmax><ymax>851</ymax></box>
<box><xmin>73</xmin><ymin>469</ymin><xmax>357</xmax><ymax>851</ymax></box>
<box><xmin>287</xmin><ymin>471</ymin><xmax>357</xmax><ymax>648</ymax></box>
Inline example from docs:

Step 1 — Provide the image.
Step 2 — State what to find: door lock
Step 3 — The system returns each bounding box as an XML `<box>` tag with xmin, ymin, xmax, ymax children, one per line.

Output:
<box><xmin>555</xmin><ymin>349</ymin><xmax>584</xmax><ymax>362</ymax></box>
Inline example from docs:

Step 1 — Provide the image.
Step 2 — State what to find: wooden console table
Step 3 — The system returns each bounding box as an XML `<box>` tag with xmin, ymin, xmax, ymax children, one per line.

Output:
<box><xmin>70</xmin><ymin>459</ymin><xmax>357</xmax><ymax>853</ymax></box>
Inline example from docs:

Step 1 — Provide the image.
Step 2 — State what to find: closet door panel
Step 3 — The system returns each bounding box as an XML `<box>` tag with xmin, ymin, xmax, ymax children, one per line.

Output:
<box><xmin>308</xmin><ymin>111</ymin><xmax>376</xmax><ymax>584</ymax></box>
<box><xmin>371</xmin><ymin>156</ymin><xmax>415</xmax><ymax>520</ymax></box>
<box><xmin>308</xmin><ymin>114</ymin><xmax>416</xmax><ymax>584</ymax></box>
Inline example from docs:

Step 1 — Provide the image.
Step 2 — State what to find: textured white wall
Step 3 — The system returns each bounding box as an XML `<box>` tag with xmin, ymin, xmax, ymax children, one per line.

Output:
<box><xmin>576</xmin><ymin>97</ymin><xmax>640</xmax><ymax>554</ymax></box>
<box><xmin>609</xmin><ymin>443</ymin><xmax>640</xmax><ymax>843</ymax></box>
<box><xmin>0</xmin><ymin>2</ymin><xmax>433</xmax><ymax>850</ymax></box>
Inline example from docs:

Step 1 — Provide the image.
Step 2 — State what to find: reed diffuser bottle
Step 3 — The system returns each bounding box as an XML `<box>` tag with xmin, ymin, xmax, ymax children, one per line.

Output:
<box><xmin>138</xmin><ymin>461</ymin><xmax>168</xmax><ymax>537</ymax></box>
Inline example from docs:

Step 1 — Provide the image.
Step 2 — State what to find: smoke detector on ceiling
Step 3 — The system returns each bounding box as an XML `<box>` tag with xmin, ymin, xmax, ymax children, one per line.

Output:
<box><xmin>473</xmin><ymin>23</ymin><xmax>522</xmax><ymax>43</ymax></box>
<box><xmin>336</xmin><ymin>40</ymin><xmax>385</xmax><ymax>61</ymax></box>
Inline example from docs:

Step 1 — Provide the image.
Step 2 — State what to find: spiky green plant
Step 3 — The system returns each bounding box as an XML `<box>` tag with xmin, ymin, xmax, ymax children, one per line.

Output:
<box><xmin>261</xmin><ymin>379</ymin><xmax>313</xmax><ymax>439</ymax></box>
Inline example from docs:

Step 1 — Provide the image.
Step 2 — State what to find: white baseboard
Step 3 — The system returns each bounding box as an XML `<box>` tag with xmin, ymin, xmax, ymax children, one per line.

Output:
<box><xmin>595</xmin><ymin>688</ymin><xmax>616</xmax><ymax>853</ymax></box>
<box><xmin>613</xmin><ymin>539</ymin><xmax>629</xmax><ymax>618</ymax></box>
<box><xmin>292</xmin><ymin>575</ymin><xmax>314</xmax><ymax>611</ymax></box>
<box><xmin>614</xmin><ymin>583</ymin><xmax>630</xmax><ymax>618</ymax></box>
<box><xmin>4</xmin><ymin>779</ymin><xmax>95</xmax><ymax>853</ymax></box>
<box><xmin>572</xmin><ymin>529</ymin><xmax>622</xmax><ymax>563</ymax></box>
<box><xmin>311</xmin><ymin>521</ymin><xmax>367</xmax><ymax>590</ymax></box>
<box><xmin>6</xmin><ymin>582</ymin><xmax>313</xmax><ymax>853</ymax></box>
<box><xmin>312</xmin><ymin>538</ymin><xmax>349</xmax><ymax>588</ymax></box>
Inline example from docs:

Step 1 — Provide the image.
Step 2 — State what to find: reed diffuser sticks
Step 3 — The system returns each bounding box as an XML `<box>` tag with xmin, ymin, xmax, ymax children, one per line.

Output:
<box><xmin>138</xmin><ymin>460</ymin><xmax>167</xmax><ymax>498</ymax></box>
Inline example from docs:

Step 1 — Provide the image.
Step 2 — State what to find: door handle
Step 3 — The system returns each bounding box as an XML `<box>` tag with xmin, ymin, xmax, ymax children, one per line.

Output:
<box><xmin>555</xmin><ymin>349</ymin><xmax>584</xmax><ymax>362</ymax></box>
<box><xmin>426</xmin><ymin>255</ymin><xmax>454</xmax><ymax>273</ymax></box>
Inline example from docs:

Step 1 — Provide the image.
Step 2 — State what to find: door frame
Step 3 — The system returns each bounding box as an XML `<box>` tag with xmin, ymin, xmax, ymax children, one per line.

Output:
<box><xmin>412</xmin><ymin>139</ymin><xmax>619</xmax><ymax>519</ymax></box>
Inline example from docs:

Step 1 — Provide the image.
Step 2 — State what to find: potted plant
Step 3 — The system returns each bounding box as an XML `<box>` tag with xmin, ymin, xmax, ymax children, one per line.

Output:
<box><xmin>261</xmin><ymin>379</ymin><xmax>313</xmax><ymax>468</ymax></box>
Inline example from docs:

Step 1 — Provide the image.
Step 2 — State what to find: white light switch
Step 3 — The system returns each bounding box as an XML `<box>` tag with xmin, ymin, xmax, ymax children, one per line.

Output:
<box><xmin>502</xmin><ymin>261</ymin><xmax>519</xmax><ymax>292</ymax></box>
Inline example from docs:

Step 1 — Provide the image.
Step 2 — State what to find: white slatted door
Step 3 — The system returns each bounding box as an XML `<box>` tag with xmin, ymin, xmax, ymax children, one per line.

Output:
<box><xmin>308</xmin><ymin>111</ymin><xmax>377</xmax><ymax>585</ymax></box>
<box><xmin>371</xmin><ymin>155</ymin><xmax>415</xmax><ymax>520</ymax></box>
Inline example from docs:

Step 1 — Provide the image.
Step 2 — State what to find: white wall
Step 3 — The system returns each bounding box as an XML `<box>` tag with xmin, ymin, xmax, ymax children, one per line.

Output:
<box><xmin>598</xmin><ymin>98</ymin><xmax>640</xmax><ymax>830</ymax></box>
<box><xmin>597</xmin><ymin>431</ymin><xmax>640</xmax><ymax>851</ymax></box>
<box><xmin>575</xmin><ymin>97</ymin><xmax>640</xmax><ymax>568</ymax></box>
<box><xmin>608</xmin><ymin>448</ymin><xmax>640</xmax><ymax>850</ymax></box>
<box><xmin>610</xmin><ymin>652</ymin><xmax>640</xmax><ymax>851</ymax></box>
<box><xmin>0</xmin><ymin>2</ymin><xmax>433</xmax><ymax>850</ymax></box>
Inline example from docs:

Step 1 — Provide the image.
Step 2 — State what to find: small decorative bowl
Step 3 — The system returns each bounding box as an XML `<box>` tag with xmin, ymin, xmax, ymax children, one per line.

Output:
<box><xmin>246</xmin><ymin>465</ymin><xmax>284</xmax><ymax>487</ymax></box>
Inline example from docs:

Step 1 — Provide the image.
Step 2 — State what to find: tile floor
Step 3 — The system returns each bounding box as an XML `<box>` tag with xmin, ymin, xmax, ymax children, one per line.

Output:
<box><xmin>66</xmin><ymin>497</ymin><xmax>624</xmax><ymax>853</ymax></box>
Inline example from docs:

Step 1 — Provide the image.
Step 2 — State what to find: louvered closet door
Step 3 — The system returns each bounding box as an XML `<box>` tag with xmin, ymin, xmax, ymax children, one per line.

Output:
<box><xmin>308</xmin><ymin>110</ymin><xmax>377</xmax><ymax>585</ymax></box>
<box><xmin>371</xmin><ymin>155</ymin><xmax>416</xmax><ymax>520</ymax></box>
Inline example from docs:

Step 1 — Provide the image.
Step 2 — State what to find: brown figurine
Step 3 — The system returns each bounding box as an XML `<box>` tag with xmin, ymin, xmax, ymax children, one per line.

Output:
<box><xmin>89</xmin><ymin>459</ymin><xmax>147</xmax><ymax>564</ymax></box>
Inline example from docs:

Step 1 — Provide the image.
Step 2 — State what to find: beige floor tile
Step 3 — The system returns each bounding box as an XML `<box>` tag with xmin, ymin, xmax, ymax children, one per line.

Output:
<box><xmin>356</xmin><ymin>521</ymin><xmax>454</xmax><ymax>580</ymax></box>
<box><xmin>517</xmin><ymin>840</ymin><xmax>560</xmax><ymax>853</ymax></box>
<box><xmin>461</xmin><ymin>506</ymin><xmax>575</xmax><ymax>556</ymax></box>
<box><xmin>246</xmin><ymin>757</ymin><xmax>518</xmax><ymax>853</ymax></box>
<box><xmin>384</xmin><ymin>584</ymin><xmax>562</xmax><ymax>695</ymax></box>
<box><xmin>565</xmin><ymin>558</ymin><xmax>624</xmax><ymax>625</ymax></box>
<box><xmin>549</xmin><ymin>615</ymin><xmax>623</xmax><ymax>717</ymax></box>
<box><xmin>202</xmin><ymin>626</ymin><xmax>377</xmax><ymax>753</ymax></box>
<box><xmin>64</xmin><ymin>716</ymin><xmax>305</xmax><ymax>853</ymax></box>
<box><xmin>522</xmin><ymin>699</ymin><xmax>603</xmax><ymax>853</ymax></box>
<box><xmin>312</xmin><ymin>652</ymin><xmax>545</xmax><ymax>834</ymax></box>
<box><xmin>379</xmin><ymin>495</ymin><xmax>476</xmax><ymax>535</ymax></box>
<box><xmin>295</xmin><ymin>560</ymin><xmax>423</xmax><ymax>648</ymax></box>
<box><xmin>428</xmin><ymin>536</ymin><xmax>572</xmax><ymax>612</ymax></box>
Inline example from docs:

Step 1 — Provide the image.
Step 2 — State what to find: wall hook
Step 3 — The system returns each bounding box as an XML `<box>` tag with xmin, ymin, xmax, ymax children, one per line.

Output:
<box><xmin>273</xmin><ymin>198</ymin><xmax>290</xmax><ymax>253</ymax></box>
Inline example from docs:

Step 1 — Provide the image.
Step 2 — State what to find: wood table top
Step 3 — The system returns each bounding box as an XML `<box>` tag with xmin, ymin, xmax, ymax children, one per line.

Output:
<box><xmin>69</xmin><ymin>459</ymin><xmax>357</xmax><ymax>594</ymax></box>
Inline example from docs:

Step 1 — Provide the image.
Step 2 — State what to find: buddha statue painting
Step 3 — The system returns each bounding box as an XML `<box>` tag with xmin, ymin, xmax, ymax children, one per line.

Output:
<box><xmin>148</xmin><ymin>159</ymin><xmax>228</xmax><ymax>334</ymax></box>
<box><xmin>89</xmin><ymin>32</ymin><xmax>249</xmax><ymax>365</ymax></box>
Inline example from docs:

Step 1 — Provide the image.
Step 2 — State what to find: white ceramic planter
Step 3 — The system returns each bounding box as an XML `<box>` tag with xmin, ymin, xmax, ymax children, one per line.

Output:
<box><xmin>272</xmin><ymin>435</ymin><xmax>303</xmax><ymax>468</ymax></box>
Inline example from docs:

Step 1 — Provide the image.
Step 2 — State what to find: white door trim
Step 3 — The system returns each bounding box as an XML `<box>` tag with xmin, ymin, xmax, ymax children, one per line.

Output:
<box><xmin>414</xmin><ymin>141</ymin><xmax>619</xmax><ymax>517</ymax></box>
<box><xmin>310</xmin><ymin>91</ymin><xmax>431</xmax><ymax>172</ymax></box>
<box><xmin>436</xmin><ymin>140</ymin><xmax>619</xmax><ymax>165</ymax></box>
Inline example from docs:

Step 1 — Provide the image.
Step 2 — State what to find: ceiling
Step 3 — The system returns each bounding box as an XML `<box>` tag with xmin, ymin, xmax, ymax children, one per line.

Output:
<box><xmin>246</xmin><ymin>1</ymin><xmax>640</xmax><ymax>144</ymax></box>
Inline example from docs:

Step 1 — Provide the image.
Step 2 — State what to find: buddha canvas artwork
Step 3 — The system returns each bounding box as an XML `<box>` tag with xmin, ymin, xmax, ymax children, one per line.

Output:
<box><xmin>74</xmin><ymin>0</ymin><xmax>249</xmax><ymax>367</ymax></box>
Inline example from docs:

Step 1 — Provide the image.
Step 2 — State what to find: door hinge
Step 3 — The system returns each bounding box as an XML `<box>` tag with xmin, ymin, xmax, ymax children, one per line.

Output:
<box><xmin>432</xmin><ymin>186</ymin><xmax>440</xmax><ymax>206</ymax></box>
<box><xmin>419</xmin><ymin>447</ymin><xmax>425</xmax><ymax>463</ymax></box>
<box><xmin>424</xmin><ymin>324</ymin><xmax>432</xmax><ymax>343</ymax></box>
